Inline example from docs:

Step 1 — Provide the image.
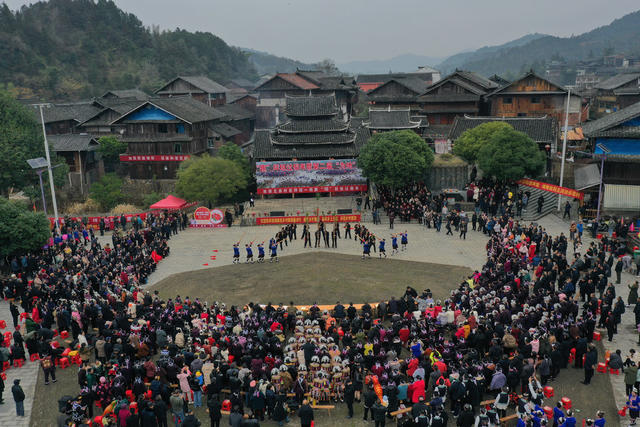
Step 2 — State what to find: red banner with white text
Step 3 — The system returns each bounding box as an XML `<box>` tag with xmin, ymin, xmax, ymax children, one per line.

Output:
<box><xmin>257</xmin><ymin>184</ymin><xmax>367</xmax><ymax>195</ymax></box>
<box><xmin>256</xmin><ymin>214</ymin><xmax>361</xmax><ymax>225</ymax></box>
<box><xmin>517</xmin><ymin>178</ymin><xmax>584</xmax><ymax>201</ymax></box>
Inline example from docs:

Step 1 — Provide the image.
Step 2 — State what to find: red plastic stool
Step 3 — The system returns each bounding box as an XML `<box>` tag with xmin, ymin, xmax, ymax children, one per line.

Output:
<box><xmin>61</xmin><ymin>348</ymin><xmax>71</xmax><ymax>357</ymax></box>
<box><xmin>30</xmin><ymin>353</ymin><xmax>40</xmax><ymax>362</ymax></box>
<box><xmin>0</xmin><ymin>320</ymin><xmax>6</xmax><ymax>329</ymax></box>
<box><xmin>13</xmin><ymin>358</ymin><xmax>24</xmax><ymax>368</ymax></box>
<box><xmin>71</xmin><ymin>354</ymin><xmax>82</xmax><ymax>365</ymax></box>
<box><xmin>222</xmin><ymin>399</ymin><xmax>232</xmax><ymax>411</ymax></box>
<box><xmin>609</xmin><ymin>368</ymin><xmax>620</xmax><ymax>375</ymax></box>
<box><xmin>59</xmin><ymin>357</ymin><xmax>70</xmax><ymax>369</ymax></box>
<box><xmin>19</xmin><ymin>312</ymin><xmax>28</xmax><ymax>321</ymax></box>
<box><xmin>561</xmin><ymin>397</ymin><xmax>572</xmax><ymax>409</ymax></box>
<box><xmin>2</xmin><ymin>361</ymin><xmax>10</xmax><ymax>372</ymax></box>
<box><xmin>543</xmin><ymin>386</ymin><xmax>554</xmax><ymax>398</ymax></box>
<box><xmin>60</xmin><ymin>330</ymin><xmax>69</xmax><ymax>339</ymax></box>
<box><xmin>593</xmin><ymin>331</ymin><xmax>601</xmax><ymax>341</ymax></box>
<box><xmin>51</xmin><ymin>341</ymin><xmax>60</xmax><ymax>349</ymax></box>
<box><xmin>597</xmin><ymin>362</ymin><xmax>607</xmax><ymax>373</ymax></box>
<box><xmin>544</xmin><ymin>406</ymin><xmax>553</xmax><ymax>419</ymax></box>
<box><xmin>129</xmin><ymin>402</ymin><xmax>138</xmax><ymax>414</ymax></box>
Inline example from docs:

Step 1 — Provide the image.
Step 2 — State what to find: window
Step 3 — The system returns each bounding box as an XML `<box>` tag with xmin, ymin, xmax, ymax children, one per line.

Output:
<box><xmin>531</xmin><ymin>97</ymin><xmax>541</xmax><ymax>104</ymax></box>
<box><xmin>176</xmin><ymin>124</ymin><xmax>185</xmax><ymax>134</ymax></box>
<box><xmin>503</xmin><ymin>97</ymin><xmax>513</xmax><ymax>104</ymax></box>
<box><xmin>174</xmin><ymin>143</ymin><xmax>182</xmax><ymax>154</ymax></box>
<box><xmin>158</xmin><ymin>123</ymin><xmax>168</xmax><ymax>133</ymax></box>
<box><xmin>207</xmin><ymin>138</ymin><xmax>214</xmax><ymax>148</ymax></box>
<box><xmin>517</xmin><ymin>113</ymin><xmax>527</xmax><ymax>117</ymax></box>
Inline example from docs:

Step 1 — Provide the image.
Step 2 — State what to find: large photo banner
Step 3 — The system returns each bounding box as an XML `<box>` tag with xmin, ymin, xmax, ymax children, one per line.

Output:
<box><xmin>256</xmin><ymin>159</ymin><xmax>367</xmax><ymax>195</ymax></box>
<box><xmin>189</xmin><ymin>207</ymin><xmax>229</xmax><ymax>228</ymax></box>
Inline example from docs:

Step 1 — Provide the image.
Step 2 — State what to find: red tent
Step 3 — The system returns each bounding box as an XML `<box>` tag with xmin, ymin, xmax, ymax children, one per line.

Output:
<box><xmin>149</xmin><ymin>195</ymin><xmax>187</xmax><ymax>210</ymax></box>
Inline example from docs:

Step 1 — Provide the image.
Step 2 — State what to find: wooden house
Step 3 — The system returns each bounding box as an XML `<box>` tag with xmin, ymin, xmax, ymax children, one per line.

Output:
<box><xmin>487</xmin><ymin>71</ymin><xmax>584</xmax><ymax>126</ymax></box>
<box><xmin>155</xmin><ymin>76</ymin><xmax>229</xmax><ymax>106</ymax></box>
<box><xmin>212</xmin><ymin>104</ymin><xmax>255</xmax><ymax>146</ymax></box>
<box><xmin>363</xmin><ymin>107</ymin><xmax>424</xmax><ymax>135</ymax></box>
<box><xmin>254</xmin><ymin>70</ymin><xmax>358</xmax><ymax>127</ymax></box>
<box><xmin>101</xmin><ymin>89</ymin><xmax>149</xmax><ymax>100</ymax></box>
<box><xmin>111</xmin><ymin>96</ymin><xmax>225</xmax><ymax>179</ymax></box>
<box><xmin>593</xmin><ymin>73</ymin><xmax>640</xmax><ymax>116</ymax></box>
<box><xmin>32</xmin><ymin>102</ymin><xmax>102</xmax><ymax>135</ymax></box>
<box><xmin>356</xmin><ymin>68</ymin><xmax>440</xmax><ymax>93</ymax></box>
<box><xmin>417</xmin><ymin>70</ymin><xmax>499</xmax><ymax>126</ymax></box>
<box><xmin>78</xmin><ymin>98</ymin><xmax>144</xmax><ymax>137</ymax></box>
<box><xmin>449</xmin><ymin>115</ymin><xmax>557</xmax><ymax>148</ymax></box>
<box><xmin>366</xmin><ymin>78</ymin><xmax>430</xmax><ymax>113</ymax></box>
<box><xmin>47</xmin><ymin>134</ymin><xmax>103</xmax><ymax>194</ymax></box>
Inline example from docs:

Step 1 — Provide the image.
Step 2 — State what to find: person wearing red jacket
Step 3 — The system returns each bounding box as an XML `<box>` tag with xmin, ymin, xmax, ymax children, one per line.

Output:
<box><xmin>407</xmin><ymin>376</ymin><xmax>426</xmax><ymax>403</ymax></box>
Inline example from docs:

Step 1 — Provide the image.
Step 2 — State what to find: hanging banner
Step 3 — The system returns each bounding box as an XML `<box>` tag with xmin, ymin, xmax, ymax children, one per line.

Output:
<box><xmin>256</xmin><ymin>214</ymin><xmax>361</xmax><ymax>225</ymax></box>
<box><xmin>517</xmin><ymin>178</ymin><xmax>584</xmax><ymax>200</ymax></box>
<box><xmin>189</xmin><ymin>207</ymin><xmax>228</xmax><ymax>228</ymax></box>
<box><xmin>119</xmin><ymin>154</ymin><xmax>191</xmax><ymax>162</ymax></box>
<box><xmin>256</xmin><ymin>159</ymin><xmax>367</xmax><ymax>195</ymax></box>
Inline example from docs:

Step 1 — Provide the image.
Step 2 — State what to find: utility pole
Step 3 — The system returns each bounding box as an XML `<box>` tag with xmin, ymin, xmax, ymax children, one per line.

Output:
<box><xmin>36</xmin><ymin>103</ymin><xmax>60</xmax><ymax>231</ymax></box>
<box><xmin>557</xmin><ymin>89</ymin><xmax>571</xmax><ymax>211</ymax></box>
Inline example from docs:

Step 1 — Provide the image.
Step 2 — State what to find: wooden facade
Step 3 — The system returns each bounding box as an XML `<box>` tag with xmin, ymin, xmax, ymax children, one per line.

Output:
<box><xmin>488</xmin><ymin>71</ymin><xmax>583</xmax><ymax>125</ymax></box>
<box><xmin>366</xmin><ymin>79</ymin><xmax>428</xmax><ymax>113</ymax></box>
<box><xmin>155</xmin><ymin>76</ymin><xmax>228</xmax><ymax>106</ymax></box>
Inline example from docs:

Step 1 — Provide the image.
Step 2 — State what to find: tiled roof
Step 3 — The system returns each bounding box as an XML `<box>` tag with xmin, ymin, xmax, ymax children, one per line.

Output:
<box><xmin>356</xmin><ymin>72</ymin><xmax>434</xmax><ymax>84</ymax></box>
<box><xmin>252</xmin><ymin>126</ymin><xmax>369</xmax><ymax>160</ymax></box>
<box><xmin>94</xmin><ymin>98</ymin><xmax>144</xmax><ymax>114</ymax></box>
<box><xmin>101</xmin><ymin>89</ymin><xmax>149</xmax><ymax>100</ymax></box>
<box><xmin>278</xmin><ymin>118</ymin><xmax>349</xmax><ymax>133</ymax></box>
<box><xmin>596</xmin><ymin>73</ymin><xmax>640</xmax><ymax>91</ymax></box>
<box><xmin>227</xmin><ymin>92</ymin><xmax>258</xmax><ymax>104</ymax></box>
<box><xmin>214</xmin><ymin>104</ymin><xmax>255</xmax><ymax>121</ymax></box>
<box><xmin>32</xmin><ymin>102</ymin><xmax>102</xmax><ymax>124</ymax></box>
<box><xmin>448</xmin><ymin>115</ymin><xmax>556</xmax><ymax>144</ymax></box>
<box><xmin>211</xmin><ymin>123</ymin><xmax>242</xmax><ymax>138</ymax></box>
<box><xmin>155</xmin><ymin>76</ymin><xmax>228</xmax><ymax>95</ymax></box>
<box><xmin>455</xmin><ymin>70</ymin><xmax>499</xmax><ymax>90</ymax></box>
<box><xmin>582</xmin><ymin>101</ymin><xmax>640</xmax><ymax>137</ymax></box>
<box><xmin>364</xmin><ymin>109</ymin><xmax>421</xmax><ymax>129</ymax></box>
<box><xmin>285</xmin><ymin>94</ymin><xmax>338</xmax><ymax>116</ymax></box>
<box><xmin>47</xmin><ymin>133</ymin><xmax>99</xmax><ymax>152</ymax></box>
<box><xmin>275</xmin><ymin>73</ymin><xmax>319</xmax><ymax>90</ymax></box>
<box><xmin>488</xmin><ymin>70</ymin><xmax>569</xmax><ymax>96</ymax></box>
<box><xmin>255</xmin><ymin>70</ymin><xmax>356</xmax><ymax>92</ymax></box>
<box><xmin>112</xmin><ymin>96</ymin><xmax>225</xmax><ymax>124</ymax></box>
<box><xmin>271</xmin><ymin>131</ymin><xmax>356</xmax><ymax>145</ymax></box>
<box><xmin>421</xmin><ymin>124</ymin><xmax>452</xmax><ymax>139</ymax></box>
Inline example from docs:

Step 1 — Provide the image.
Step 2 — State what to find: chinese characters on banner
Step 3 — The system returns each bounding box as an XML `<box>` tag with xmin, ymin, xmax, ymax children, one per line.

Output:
<box><xmin>517</xmin><ymin>178</ymin><xmax>584</xmax><ymax>200</ymax></box>
<box><xmin>119</xmin><ymin>154</ymin><xmax>191</xmax><ymax>162</ymax></box>
<box><xmin>256</xmin><ymin>159</ymin><xmax>367</xmax><ymax>195</ymax></box>
<box><xmin>256</xmin><ymin>214</ymin><xmax>361</xmax><ymax>225</ymax></box>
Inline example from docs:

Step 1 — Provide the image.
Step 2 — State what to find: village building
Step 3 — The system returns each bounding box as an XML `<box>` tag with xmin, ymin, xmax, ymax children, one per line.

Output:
<box><xmin>227</xmin><ymin>93</ymin><xmax>258</xmax><ymax>112</ymax></box>
<box><xmin>46</xmin><ymin>133</ymin><xmax>103</xmax><ymax>193</ymax></box>
<box><xmin>252</xmin><ymin>93</ymin><xmax>368</xmax><ymax>162</ymax></box>
<box><xmin>101</xmin><ymin>89</ymin><xmax>149</xmax><ymax>100</ymax></box>
<box><xmin>363</xmin><ymin>107</ymin><xmax>424</xmax><ymax>135</ymax></box>
<box><xmin>31</xmin><ymin>101</ymin><xmax>102</xmax><ymax>135</ymax></box>
<box><xmin>154</xmin><ymin>76</ymin><xmax>229</xmax><ymax>106</ymax></box>
<box><xmin>448</xmin><ymin>115</ymin><xmax>557</xmax><ymax>149</ymax></box>
<box><xmin>417</xmin><ymin>70</ymin><xmax>499</xmax><ymax>126</ymax></box>
<box><xmin>254</xmin><ymin>69</ymin><xmax>358</xmax><ymax>128</ymax></box>
<box><xmin>487</xmin><ymin>70</ymin><xmax>586</xmax><ymax>126</ymax></box>
<box><xmin>356</xmin><ymin>67</ymin><xmax>441</xmax><ymax>93</ymax></box>
<box><xmin>112</xmin><ymin>96</ymin><xmax>225</xmax><ymax>179</ymax></box>
<box><xmin>77</xmin><ymin>98</ymin><xmax>144</xmax><ymax>138</ymax></box>
<box><xmin>593</xmin><ymin>72</ymin><xmax>640</xmax><ymax>116</ymax></box>
<box><xmin>211</xmin><ymin>103</ymin><xmax>255</xmax><ymax>146</ymax></box>
<box><xmin>365</xmin><ymin>78</ymin><xmax>430</xmax><ymax>113</ymax></box>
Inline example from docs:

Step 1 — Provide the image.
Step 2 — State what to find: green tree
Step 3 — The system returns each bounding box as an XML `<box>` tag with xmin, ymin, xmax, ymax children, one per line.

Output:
<box><xmin>453</xmin><ymin>121</ymin><xmax>513</xmax><ymax>163</ymax></box>
<box><xmin>89</xmin><ymin>173</ymin><xmax>123</xmax><ymax>211</ymax></box>
<box><xmin>476</xmin><ymin>127</ymin><xmax>545</xmax><ymax>181</ymax></box>
<box><xmin>0</xmin><ymin>197</ymin><xmax>50</xmax><ymax>257</ymax></box>
<box><xmin>217</xmin><ymin>142</ymin><xmax>250</xmax><ymax>178</ymax></box>
<box><xmin>175</xmin><ymin>154</ymin><xmax>247</xmax><ymax>205</ymax></box>
<box><xmin>358</xmin><ymin>130</ymin><xmax>434</xmax><ymax>188</ymax></box>
<box><xmin>98</xmin><ymin>135</ymin><xmax>127</xmax><ymax>166</ymax></box>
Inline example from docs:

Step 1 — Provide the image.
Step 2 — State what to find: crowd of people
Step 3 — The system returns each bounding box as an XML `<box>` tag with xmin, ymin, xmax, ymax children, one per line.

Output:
<box><xmin>0</xmin><ymin>189</ymin><xmax>637</xmax><ymax>427</ymax></box>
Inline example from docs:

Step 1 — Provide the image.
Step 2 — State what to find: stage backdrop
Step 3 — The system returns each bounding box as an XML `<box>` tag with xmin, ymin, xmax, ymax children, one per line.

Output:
<box><xmin>256</xmin><ymin>159</ymin><xmax>367</xmax><ymax>195</ymax></box>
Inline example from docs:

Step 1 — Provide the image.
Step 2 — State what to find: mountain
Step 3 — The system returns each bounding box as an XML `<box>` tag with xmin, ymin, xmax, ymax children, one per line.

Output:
<box><xmin>242</xmin><ymin>48</ymin><xmax>317</xmax><ymax>75</ymax></box>
<box><xmin>0</xmin><ymin>0</ymin><xmax>258</xmax><ymax>100</ymax></box>
<box><xmin>437</xmin><ymin>11</ymin><xmax>640</xmax><ymax>80</ymax></box>
<box><xmin>337</xmin><ymin>54</ymin><xmax>444</xmax><ymax>75</ymax></box>
<box><xmin>438</xmin><ymin>33</ymin><xmax>548</xmax><ymax>73</ymax></box>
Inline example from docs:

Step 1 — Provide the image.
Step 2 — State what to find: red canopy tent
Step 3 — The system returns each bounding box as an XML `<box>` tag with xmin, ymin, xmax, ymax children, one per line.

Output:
<box><xmin>149</xmin><ymin>195</ymin><xmax>188</xmax><ymax>210</ymax></box>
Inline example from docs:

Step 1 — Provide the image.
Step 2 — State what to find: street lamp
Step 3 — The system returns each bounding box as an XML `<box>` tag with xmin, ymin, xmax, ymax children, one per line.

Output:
<box><xmin>595</xmin><ymin>143</ymin><xmax>610</xmax><ymax>222</ymax></box>
<box><xmin>33</xmin><ymin>103</ymin><xmax>60</xmax><ymax>232</ymax></box>
<box><xmin>26</xmin><ymin>157</ymin><xmax>49</xmax><ymax>215</ymax></box>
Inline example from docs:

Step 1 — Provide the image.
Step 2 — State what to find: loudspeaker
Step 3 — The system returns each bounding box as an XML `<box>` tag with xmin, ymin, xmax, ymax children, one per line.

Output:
<box><xmin>270</xmin><ymin>211</ymin><xmax>285</xmax><ymax>217</ymax></box>
<box><xmin>337</xmin><ymin>209</ymin><xmax>352</xmax><ymax>214</ymax></box>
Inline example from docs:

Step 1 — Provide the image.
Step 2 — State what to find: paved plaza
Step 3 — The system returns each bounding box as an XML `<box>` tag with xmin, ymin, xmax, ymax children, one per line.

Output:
<box><xmin>0</xmin><ymin>213</ymin><xmax>637</xmax><ymax>425</ymax></box>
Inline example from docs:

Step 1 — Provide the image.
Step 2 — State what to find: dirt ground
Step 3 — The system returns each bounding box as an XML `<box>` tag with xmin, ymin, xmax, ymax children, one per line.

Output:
<box><xmin>150</xmin><ymin>251</ymin><xmax>473</xmax><ymax>307</ymax></box>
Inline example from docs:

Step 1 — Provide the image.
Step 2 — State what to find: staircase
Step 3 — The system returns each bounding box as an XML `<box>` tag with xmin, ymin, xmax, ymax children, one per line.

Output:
<box><xmin>520</xmin><ymin>185</ymin><xmax>559</xmax><ymax>221</ymax></box>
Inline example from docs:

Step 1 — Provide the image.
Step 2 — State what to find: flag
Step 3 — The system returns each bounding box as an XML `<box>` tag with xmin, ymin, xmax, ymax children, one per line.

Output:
<box><xmin>151</xmin><ymin>250</ymin><xmax>163</xmax><ymax>263</ymax></box>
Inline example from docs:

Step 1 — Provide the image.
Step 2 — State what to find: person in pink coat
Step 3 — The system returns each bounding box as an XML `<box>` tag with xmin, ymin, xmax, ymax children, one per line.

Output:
<box><xmin>177</xmin><ymin>367</ymin><xmax>192</xmax><ymax>402</ymax></box>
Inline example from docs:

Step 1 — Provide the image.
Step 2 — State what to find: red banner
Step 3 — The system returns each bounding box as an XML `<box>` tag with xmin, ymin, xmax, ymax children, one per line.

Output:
<box><xmin>48</xmin><ymin>213</ymin><xmax>149</xmax><ymax>230</ymax></box>
<box><xmin>257</xmin><ymin>185</ymin><xmax>367</xmax><ymax>195</ymax></box>
<box><xmin>517</xmin><ymin>178</ymin><xmax>584</xmax><ymax>201</ymax></box>
<box><xmin>119</xmin><ymin>154</ymin><xmax>191</xmax><ymax>162</ymax></box>
<box><xmin>256</xmin><ymin>214</ymin><xmax>361</xmax><ymax>225</ymax></box>
<box><xmin>188</xmin><ymin>224</ymin><xmax>228</xmax><ymax>228</ymax></box>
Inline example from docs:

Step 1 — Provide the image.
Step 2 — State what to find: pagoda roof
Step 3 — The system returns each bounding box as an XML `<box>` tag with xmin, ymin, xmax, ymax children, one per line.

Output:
<box><xmin>364</xmin><ymin>108</ymin><xmax>422</xmax><ymax>130</ymax></box>
<box><xmin>277</xmin><ymin>118</ymin><xmax>349</xmax><ymax>133</ymax></box>
<box><xmin>271</xmin><ymin>130</ymin><xmax>356</xmax><ymax>146</ymax></box>
<box><xmin>284</xmin><ymin>94</ymin><xmax>338</xmax><ymax>116</ymax></box>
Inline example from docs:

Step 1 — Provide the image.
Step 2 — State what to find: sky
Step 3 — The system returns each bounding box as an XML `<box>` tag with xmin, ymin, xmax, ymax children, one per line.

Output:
<box><xmin>4</xmin><ymin>0</ymin><xmax>640</xmax><ymax>64</ymax></box>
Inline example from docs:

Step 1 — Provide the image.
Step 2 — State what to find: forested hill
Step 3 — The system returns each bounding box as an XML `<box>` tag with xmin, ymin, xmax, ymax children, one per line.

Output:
<box><xmin>437</xmin><ymin>10</ymin><xmax>640</xmax><ymax>81</ymax></box>
<box><xmin>0</xmin><ymin>0</ymin><xmax>259</xmax><ymax>100</ymax></box>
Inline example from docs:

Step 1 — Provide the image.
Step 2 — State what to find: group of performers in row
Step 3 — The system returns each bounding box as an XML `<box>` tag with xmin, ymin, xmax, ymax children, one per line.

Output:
<box><xmin>231</xmin><ymin>222</ymin><xmax>410</xmax><ymax>263</ymax></box>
